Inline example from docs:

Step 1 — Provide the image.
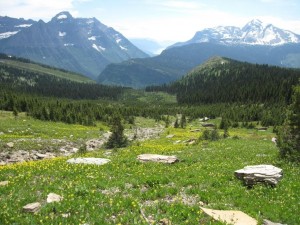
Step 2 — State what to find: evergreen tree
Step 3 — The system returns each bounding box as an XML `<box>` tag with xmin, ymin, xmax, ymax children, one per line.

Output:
<box><xmin>278</xmin><ymin>85</ymin><xmax>300</xmax><ymax>162</ymax></box>
<box><xmin>174</xmin><ymin>118</ymin><xmax>179</xmax><ymax>128</ymax></box>
<box><xmin>180</xmin><ymin>114</ymin><xmax>187</xmax><ymax>128</ymax></box>
<box><xmin>105</xmin><ymin>114</ymin><xmax>128</xmax><ymax>149</ymax></box>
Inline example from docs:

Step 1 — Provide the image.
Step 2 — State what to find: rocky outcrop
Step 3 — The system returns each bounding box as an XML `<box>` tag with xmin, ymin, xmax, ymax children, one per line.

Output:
<box><xmin>137</xmin><ymin>154</ymin><xmax>179</xmax><ymax>164</ymax></box>
<box><xmin>235</xmin><ymin>165</ymin><xmax>283</xmax><ymax>186</ymax></box>
<box><xmin>263</xmin><ymin>219</ymin><xmax>287</xmax><ymax>225</ymax></box>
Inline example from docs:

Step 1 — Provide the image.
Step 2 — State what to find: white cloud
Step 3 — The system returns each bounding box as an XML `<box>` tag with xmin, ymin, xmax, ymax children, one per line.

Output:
<box><xmin>0</xmin><ymin>0</ymin><xmax>75</xmax><ymax>21</ymax></box>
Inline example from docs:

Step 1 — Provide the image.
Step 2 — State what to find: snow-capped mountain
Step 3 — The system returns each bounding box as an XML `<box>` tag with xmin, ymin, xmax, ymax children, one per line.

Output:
<box><xmin>172</xmin><ymin>19</ymin><xmax>300</xmax><ymax>48</ymax></box>
<box><xmin>0</xmin><ymin>12</ymin><xmax>148</xmax><ymax>79</ymax></box>
<box><xmin>0</xmin><ymin>16</ymin><xmax>36</xmax><ymax>40</ymax></box>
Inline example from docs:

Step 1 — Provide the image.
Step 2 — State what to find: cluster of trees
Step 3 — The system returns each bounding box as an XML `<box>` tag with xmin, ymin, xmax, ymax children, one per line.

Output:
<box><xmin>0</xmin><ymin>64</ymin><xmax>127</xmax><ymax>100</ymax></box>
<box><xmin>146</xmin><ymin>61</ymin><xmax>300</xmax><ymax>105</ymax></box>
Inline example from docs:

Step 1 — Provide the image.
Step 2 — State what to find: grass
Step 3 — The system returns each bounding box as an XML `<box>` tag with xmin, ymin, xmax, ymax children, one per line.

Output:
<box><xmin>0</xmin><ymin>113</ymin><xmax>299</xmax><ymax>224</ymax></box>
<box><xmin>0</xmin><ymin>59</ymin><xmax>94</xmax><ymax>83</ymax></box>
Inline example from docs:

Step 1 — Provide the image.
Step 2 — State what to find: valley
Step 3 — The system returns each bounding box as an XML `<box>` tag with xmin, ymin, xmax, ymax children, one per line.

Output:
<box><xmin>0</xmin><ymin>9</ymin><xmax>300</xmax><ymax>225</ymax></box>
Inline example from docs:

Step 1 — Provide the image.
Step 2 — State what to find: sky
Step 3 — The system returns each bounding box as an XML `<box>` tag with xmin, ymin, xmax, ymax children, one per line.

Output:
<box><xmin>1</xmin><ymin>0</ymin><xmax>300</xmax><ymax>43</ymax></box>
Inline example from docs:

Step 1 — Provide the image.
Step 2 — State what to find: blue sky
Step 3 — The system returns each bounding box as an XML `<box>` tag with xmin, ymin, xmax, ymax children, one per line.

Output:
<box><xmin>1</xmin><ymin>0</ymin><xmax>300</xmax><ymax>42</ymax></box>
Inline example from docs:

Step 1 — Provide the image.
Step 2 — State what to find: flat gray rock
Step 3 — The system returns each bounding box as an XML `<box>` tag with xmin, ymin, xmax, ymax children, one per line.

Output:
<box><xmin>47</xmin><ymin>193</ymin><xmax>63</xmax><ymax>203</ymax></box>
<box><xmin>67</xmin><ymin>158</ymin><xmax>110</xmax><ymax>165</ymax></box>
<box><xmin>235</xmin><ymin>165</ymin><xmax>283</xmax><ymax>186</ymax></box>
<box><xmin>23</xmin><ymin>202</ymin><xmax>41</xmax><ymax>213</ymax></box>
<box><xmin>137</xmin><ymin>154</ymin><xmax>178</xmax><ymax>164</ymax></box>
<box><xmin>201</xmin><ymin>207</ymin><xmax>257</xmax><ymax>225</ymax></box>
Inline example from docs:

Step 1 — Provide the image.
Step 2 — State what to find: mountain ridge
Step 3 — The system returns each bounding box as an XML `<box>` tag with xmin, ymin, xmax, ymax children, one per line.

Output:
<box><xmin>0</xmin><ymin>12</ymin><xmax>148</xmax><ymax>79</ymax></box>
<box><xmin>171</xmin><ymin>19</ymin><xmax>300</xmax><ymax>48</ymax></box>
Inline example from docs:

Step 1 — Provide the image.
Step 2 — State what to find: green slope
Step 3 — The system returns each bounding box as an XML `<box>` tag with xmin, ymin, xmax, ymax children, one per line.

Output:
<box><xmin>147</xmin><ymin>56</ymin><xmax>300</xmax><ymax>104</ymax></box>
<box><xmin>0</xmin><ymin>57</ymin><xmax>94</xmax><ymax>83</ymax></box>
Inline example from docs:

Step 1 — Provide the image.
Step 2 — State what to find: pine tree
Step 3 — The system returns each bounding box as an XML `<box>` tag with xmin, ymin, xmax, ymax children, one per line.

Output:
<box><xmin>105</xmin><ymin>114</ymin><xmax>128</xmax><ymax>149</ymax></box>
<box><xmin>278</xmin><ymin>85</ymin><xmax>300</xmax><ymax>161</ymax></box>
<box><xmin>180</xmin><ymin>114</ymin><xmax>186</xmax><ymax>128</ymax></box>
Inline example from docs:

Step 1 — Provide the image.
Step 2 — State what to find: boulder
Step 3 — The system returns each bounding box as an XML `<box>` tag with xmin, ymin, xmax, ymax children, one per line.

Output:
<box><xmin>67</xmin><ymin>158</ymin><xmax>110</xmax><ymax>166</ymax></box>
<box><xmin>137</xmin><ymin>154</ymin><xmax>178</xmax><ymax>164</ymax></box>
<box><xmin>201</xmin><ymin>207</ymin><xmax>257</xmax><ymax>225</ymax></box>
<box><xmin>235</xmin><ymin>165</ymin><xmax>283</xmax><ymax>186</ymax></box>
<box><xmin>0</xmin><ymin>181</ymin><xmax>9</xmax><ymax>186</ymax></box>
<box><xmin>47</xmin><ymin>193</ymin><xmax>63</xmax><ymax>203</ymax></box>
<box><xmin>23</xmin><ymin>202</ymin><xmax>41</xmax><ymax>213</ymax></box>
<box><xmin>6</xmin><ymin>142</ymin><xmax>14</xmax><ymax>148</ymax></box>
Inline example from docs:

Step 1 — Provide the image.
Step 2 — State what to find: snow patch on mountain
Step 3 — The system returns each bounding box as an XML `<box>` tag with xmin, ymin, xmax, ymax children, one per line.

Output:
<box><xmin>57</xmin><ymin>14</ymin><xmax>68</xmax><ymax>20</ymax></box>
<box><xmin>0</xmin><ymin>31</ymin><xmax>19</xmax><ymax>39</ymax></box>
<box><xmin>59</xmin><ymin>31</ymin><xmax>66</xmax><ymax>37</ymax></box>
<box><xmin>14</xmin><ymin>24</ymin><xmax>32</xmax><ymax>28</ymax></box>
<box><xmin>88</xmin><ymin>36</ymin><xmax>96</xmax><ymax>41</ymax></box>
<box><xmin>119</xmin><ymin>45</ymin><xmax>128</xmax><ymax>51</ymax></box>
<box><xmin>92</xmin><ymin>44</ymin><xmax>105</xmax><ymax>52</ymax></box>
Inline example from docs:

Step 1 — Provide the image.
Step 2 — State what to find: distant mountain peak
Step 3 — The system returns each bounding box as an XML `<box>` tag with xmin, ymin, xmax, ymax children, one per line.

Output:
<box><xmin>171</xmin><ymin>20</ymin><xmax>300</xmax><ymax>48</ymax></box>
<box><xmin>52</xmin><ymin>11</ymin><xmax>73</xmax><ymax>22</ymax></box>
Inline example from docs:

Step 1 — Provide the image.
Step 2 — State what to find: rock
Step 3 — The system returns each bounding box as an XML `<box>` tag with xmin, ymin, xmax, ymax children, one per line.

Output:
<box><xmin>201</xmin><ymin>207</ymin><xmax>257</xmax><ymax>225</ymax></box>
<box><xmin>235</xmin><ymin>165</ymin><xmax>283</xmax><ymax>186</ymax></box>
<box><xmin>257</xmin><ymin>127</ymin><xmax>268</xmax><ymax>131</ymax></box>
<box><xmin>271</xmin><ymin>137</ymin><xmax>277</xmax><ymax>144</ymax></box>
<box><xmin>67</xmin><ymin>158</ymin><xmax>110</xmax><ymax>165</ymax></box>
<box><xmin>166</xmin><ymin>134</ymin><xmax>175</xmax><ymax>138</ymax></box>
<box><xmin>36</xmin><ymin>153</ymin><xmax>48</xmax><ymax>159</ymax></box>
<box><xmin>159</xmin><ymin>218</ymin><xmax>172</xmax><ymax>225</ymax></box>
<box><xmin>201</xmin><ymin>123</ymin><xmax>215</xmax><ymax>128</ymax></box>
<box><xmin>0</xmin><ymin>181</ymin><xmax>9</xmax><ymax>186</ymax></box>
<box><xmin>47</xmin><ymin>193</ymin><xmax>63</xmax><ymax>203</ymax></box>
<box><xmin>263</xmin><ymin>219</ymin><xmax>287</xmax><ymax>225</ymax></box>
<box><xmin>23</xmin><ymin>202</ymin><xmax>41</xmax><ymax>213</ymax></box>
<box><xmin>6</xmin><ymin>142</ymin><xmax>14</xmax><ymax>148</ymax></box>
<box><xmin>137</xmin><ymin>154</ymin><xmax>178</xmax><ymax>164</ymax></box>
<box><xmin>191</xmin><ymin>129</ymin><xmax>201</xmax><ymax>132</ymax></box>
<box><xmin>174</xmin><ymin>140</ymin><xmax>181</xmax><ymax>144</ymax></box>
<box><xmin>85</xmin><ymin>139</ymin><xmax>106</xmax><ymax>151</ymax></box>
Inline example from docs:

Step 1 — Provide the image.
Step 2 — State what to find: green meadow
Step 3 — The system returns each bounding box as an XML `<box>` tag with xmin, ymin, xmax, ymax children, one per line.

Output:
<box><xmin>0</xmin><ymin>111</ymin><xmax>299</xmax><ymax>225</ymax></box>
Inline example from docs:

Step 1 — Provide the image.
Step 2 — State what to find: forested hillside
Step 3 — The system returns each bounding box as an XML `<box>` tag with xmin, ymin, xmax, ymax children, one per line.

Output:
<box><xmin>147</xmin><ymin>57</ymin><xmax>300</xmax><ymax>105</ymax></box>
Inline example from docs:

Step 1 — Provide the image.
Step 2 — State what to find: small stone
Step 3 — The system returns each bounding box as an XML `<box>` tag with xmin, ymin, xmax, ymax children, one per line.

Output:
<box><xmin>47</xmin><ymin>193</ymin><xmax>63</xmax><ymax>203</ymax></box>
<box><xmin>0</xmin><ymin>181</ymin><xmax>9</xmax><ymax>186</ymax></box>
<box><xmin>36</xmin><ymin>153</ymin><xmax>48</xmax><ymax>159</ymax></box>
<box><xmin>6</xmin><ymin>142</ymin><xmax>14</xmax><ymax>148</ymax></box>
<box><xmin>67</xmin><ymin>158</ymin><xmax>110</xmax><ymax>165</ymax></box>
<box><xmin>263</xmin><ymin>219</ymin><xmax>287</xmax><ymax>225</ymax></box>
<box><xmin>23</xmin><ymin>202</ymin><xmax>41</xmax><ymax>213</ymax></box>
<box><xmin>62</xmin><ymin>213</ymin><xmax>71</xmax><ymax>218</ymax></box>
<box><xmin>166</xmin><ymin>134</ymin><xmax>175</xmax><ymax>138</ymax></box>
<box><xmin>201</xmin><ymin>123</ymin><xmax>215</xmax><ymax>128</ymax></box>
<box><xmin>137</xmin><ymin>154</ymin><xmax>178</xmax><ymax>164</ymax></box>
<box><xmin>159</xmin><ymin>218</ymin><xmax>172</xmax><ymax>225</ymax></box>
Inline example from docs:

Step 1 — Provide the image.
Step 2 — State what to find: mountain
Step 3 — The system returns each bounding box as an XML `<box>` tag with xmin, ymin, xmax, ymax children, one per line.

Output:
<box><xmin>0</xmin><ymin>12</ymin><xmax>148</xmax><ymax>79</ymax></box>
<box><xmin>171</xmin><ymin>19</ymin><xmax>300</xmax><ymax>47</ymax></box>
<box><xmin>98</xmin><ymin>20</ymin><xmax>300</xmax><ymax>88</ymax></box>
<box><xmin>0</xmin><ymin>16</ymin><xmax>36</xmax><ymax>40</ymax></box>
<box><xmin>98</xmin><ymin>41</ymin><xmax>300</xmax><ymax>88</ymax></box>
<box><xmin>147</xmin><ymin>57</ymin><xmax>300</xmax><ymax>105</ymax></box>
